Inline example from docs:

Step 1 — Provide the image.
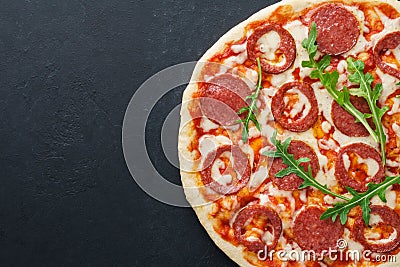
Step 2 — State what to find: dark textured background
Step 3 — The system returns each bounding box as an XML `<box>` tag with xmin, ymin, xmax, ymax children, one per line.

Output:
<box><xmin>1</xmin><ymin>0</ymin><xmax>278</xmax><ymax>266</ymax></box>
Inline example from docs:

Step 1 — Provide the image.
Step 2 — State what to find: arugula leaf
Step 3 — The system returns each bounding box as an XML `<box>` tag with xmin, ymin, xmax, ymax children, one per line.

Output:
<box><xmin>302</xmin><ymin>23</ymin><xmax>378</xmax><ymax>143</ymax></box>
<box><xmin>238</xmin><ymin>57</ymin><xmax>263</xmax><ymax>142</ymax></box>
<box><xmin>263</xmin><ymin>132</ymin><xmax>350</xmax><ymax>201</ymax></box>
<box><xmin>346</xmin><ymin>58</ymin><xmax>389</xmax><ymax>164</ymax></box>
<box><xmin>321</xmin><ymin>176</ymin><xmax>400</xmax><ymax>225</ymax></box>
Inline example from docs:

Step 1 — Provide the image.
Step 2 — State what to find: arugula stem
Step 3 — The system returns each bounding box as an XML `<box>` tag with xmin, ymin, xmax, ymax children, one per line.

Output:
<box><xmin>302</xmin><ymin>23</ymin><xmax>379</xmax><ymax>143</ymax></box>
<box><xmin>244</xmin><ymin>58</ymin><xmax>262</xmax><ymax>130</ymax></box>
<box><xmin>274</xmin><ymin>139</ymin><xmax>350</xmax><ymax>201</ymax></box>
<box><xmin>346</xmin><ymin>59</ymin><xmax>388</xmax><ymax>164</ymax></box>
<box><xmin>321</xmin><ymin>176</ymin><xmax>400</xmax><ymax>224</ymax></box>
<box><xmin>238</xmin><ymin>57</ymin><xmax>263</xmax><ymax>142</ymax></box>
<box><xmin>265</xmin><ymin>133</ymin><xmax>350</xmax><ymax>201</ymax></box>
<box><xmin>351</xmin><ymin>176</ymin><xmax>400</xmax><ymax>208</ymax></box>
<box><xmin>307</xmin><ymin>53</ymin><xmax>378</xmax><ymax>143</ymax></box>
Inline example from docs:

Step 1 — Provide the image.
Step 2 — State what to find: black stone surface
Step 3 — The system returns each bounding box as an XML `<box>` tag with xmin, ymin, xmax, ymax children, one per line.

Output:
<box><xmin>1</xmin><ymin>0</ymin><xmax>279</xmax><ymax>266</ymax></box>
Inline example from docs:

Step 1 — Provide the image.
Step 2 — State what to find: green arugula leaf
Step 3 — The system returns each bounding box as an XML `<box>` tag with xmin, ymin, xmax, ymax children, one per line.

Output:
<box><xmin>320</xmin><ymin>176</ymin><xmax>400</xmax><ymax>225</ymax></box>
<box><xmin>263</xmin><ymin>132</ymin><xmax>350</xmax><ymax>201</ymax></box>
<box><xmin>346</xmin><ymin>57</ymin><xmax>389</xmax><ymax>164</ymax></box>
<box><xmin>301</xmin><ymin>23</ymin><xmax>378</xmax><ymax>144</ymax></box>
<box><xmin>238</xmin><ymin>57</ymin><xmax>263</xmax><ymax>142</ymax></box>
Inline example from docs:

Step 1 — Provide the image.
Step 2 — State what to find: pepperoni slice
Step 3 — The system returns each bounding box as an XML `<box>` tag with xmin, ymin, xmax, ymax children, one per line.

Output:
<box><xmin>310</xmin><ymin>4</ymin><xmax>360</xmax><ymax>55</ymax></box>
<box><xmin>271</xmin><ymin>82</ymin><xmax>318</xmax><ymax>132</ymax></box>
<box><xmin>335</xmin><ymin>143</ymin><xmax>384</xmax><ymax>192</ymax></box>
<box><xmin>294</xmin><ymin>206</ymin><xmax>344</xmax><ymax>254</ymax></box>
<box><xmin>332</xmin><ymin>96</ymin><xmax>375</xmax><ymax>137</ymax></box>
<box><xmin>353</xmin><ymin>206</ymin><xmax>400</xmax><ymax>253</ymax></box>
<box><xmin>374</xmin><ymin>31</ymin><xmax>400</xmax><ymax>79</ymax></box>
<box><xmin>233</xmin><ymin>205</ymin><xmax>282</xmax><ymax>252</ymax></box>
<box><xmin>247</xmin><ymin>24</ymin><xmax>296</xmax><ymax>74</ymax></box>
<box><xmin>198</xmin><ymin>74</ymin><xmax>251</xmax><ymax>126</ymax></box>
<box><xmin>269</xmin><ymin>140</ymin><xmax>319</xmax><ymax>190</ymax></box>
<box><xmin>200</xmin><ymin>145</ymin><xmax>250</xmax><ymax>194</ymax></box>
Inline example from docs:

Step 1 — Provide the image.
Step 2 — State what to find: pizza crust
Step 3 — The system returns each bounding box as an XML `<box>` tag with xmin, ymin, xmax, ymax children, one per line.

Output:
<box><xmin>178</xmin><ymin>0</ymin><xmax>400</xmax><ymax>266</ymax></box>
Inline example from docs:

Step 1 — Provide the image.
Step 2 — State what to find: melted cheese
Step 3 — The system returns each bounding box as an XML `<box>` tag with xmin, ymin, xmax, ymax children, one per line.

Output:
<box><xmin>200</xmin><ymin>118</ymin><xmax>219</xmax><ymax>132</ymax></box>
<box><xmin>376</xmin><ymin>68</ymin><xmax>399</xmax><ymax>106</ymax></box>
<box><xmin>321</xmin><ymin>121</ymin><xmax>332</xmax><ymax>133</ymax></box>
<box><xmin>284</xmin><ymin>20</ymin><xmax>310</xmax><ymax>80</ymax></box>
<box><xmin>332</xmin><ymin>129</ymin><xmax>377</xmax><ymax>150</ymax></box>
<box><xmin>249</xmin><ymin>166</ymin><xmax>268</xmax><ymax>191</ymax></box>
<box><xmin>245</xmin><ymin>68</ymin><xmax>259</xmax><ymax>84</ymax></box>
<box><xmin>258</xmin><ymin>182</ymin><xmax>296</xmax><ymax>230</ymax></box>
<box><xmin>324</xmin><ymin>195</ymin><xmax>343</xmax><ymax>205</ymax></box>
<box><xmin>269</xmin><ymin>19</ymin><xmax>309</xmax><ymax>89</ymax></box>
<box><xmin>220</xmin><ymin>196</ymin><xmax>239</xmax><ymax>211</ymax></box>
<box><xmin>258</xmin><ymin>31</ymin><xmax>281</xmax><ymax>61</ymax></box>
<box><xmin>392</xmin><ymin>44</ymin><xmax>400</xmax><ymax>64</ymax></box>
<box><xmin>342</xmin><ymin>33</ymin><xmax>369</xmax><ymax>58</ymax></box>
<box><xmin>369</xmin><ymin>214</ymin><xmax>384</xmax><ymax>225</ymax></box>
<box><xmin>299</xmin><ymin>190</ymin><xmax>307</xmax><ymax>203</ymax></box>
<box><xmin>365</xmin><ymin>216</ymin><xmax>398</xmax><ymax>245</ymax></box>
<box><xmin>317</xmin><ymin>153</ymin><xmax>329</xmax><ymax>171</ymax></box>
<box><xmin>271</xmin><ymin>70</ymin><xmax>294</xmax><ymax>87</ymax></box>
<box><xmin>315</xmin><ymin>167</ymin><xmax>338</xmax><ymax>188</ymax></box>
<box><xmin>283</xmin><ymin>88</ymin><xmax>311</xmax><ymax>120</ymax></box>
<box><xmin>258</xmin><ymin>194</ymin><xmax>270</xmax><ymax>206</ymax></box>
<box><xmin>358</xmin><ymin>156</ymin><xmax>380</xmax><ymax>177</ymax></box>
<box><xmin>241</xmin><ymin>144</ymin><xmax>255</xmax><ymax>168</ymax></box>
<box><xmin>392</xmin><ymin>123</ymin><xmax>400</xmax><ymax>136</ymax></box>
<box><xmin>387</xmin><ymin>159</ymin><xmax>400</xmax><ymax>168</ymax></box>
<box><xmin>343</xmin><ymin>228</ymin><xmax>365</xmax><ymax>253</ymax></box>
<box><xmin>318</xmin><ymin>138</ymin><xmax>338</xmax><ymax>151</ymax></box>
<box><xmin>212</xmin><ymin>150</ymin><xmax>239</xmax><ymax>183</ymax></box>
<box><xmin>231</xmin><ymin>42</ymin><xmax>247</xmax><ymax>53</ymax></box>
<box><xmin>371</xmin><ymin>186</ymin><xmax>397</xmax><ymax>209</ymax></box>
<box><xmin>224</xmin><ymin>52</ymin><xmax>247</xmax><ymax>66</ymax></box>
<box><xmin>343</xmin><ymin>152</ymin><xmax>379</xmax><ymax>177</ymax></box>
<box><xmin>388</xmin><ymin>97</ymin><xmax>400</xmax><ymax>115</ymax></box>
<box><xmin>337</xmin><ymin>60</ymin><xmax>348</xmax><ymax>74</ymax></box>
<box><xmin>371</xmin><ymin>8</ymin><xmax>400</xmax><ymax>47</ymax></box>
<box><xmin>198</xmin><ymin>134</ymin><xmax>232</xmax><ymax>158</ymax></box>
<box><xmin>262</xmin><ymin>231</ymin><xmax>275</xmax><ymax>246</ymax></box>
<box><xmin>345</xmin><ymin>5</ymin><xmax>369</xmax><ymax>34</ymax></box>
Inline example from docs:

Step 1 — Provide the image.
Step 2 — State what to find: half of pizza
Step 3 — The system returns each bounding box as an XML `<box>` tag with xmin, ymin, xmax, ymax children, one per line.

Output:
<box><xmin>179</xmin><ymin>0</ymin><xmax>400</xmax><ymax>266</ymax></box>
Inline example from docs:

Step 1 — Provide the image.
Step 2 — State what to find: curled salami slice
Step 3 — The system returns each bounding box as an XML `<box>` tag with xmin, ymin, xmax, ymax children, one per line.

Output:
<box><xmin>353</xmin><ymin>205</ymin><xmax>400</xmax><ymax>253</ymax></box>
<box><xmin>247</xmin><ymin>24</ymin><xmax>296</xmax><ymax>74</ymax></box>
<box><xmin>201</xmin><ymin>145</ymin><xmax>250</xmax><ymax>194</ymax></box>
<box><xmin>310</xmin><ymin>4</ymin><xmax>360</xmax><ymax>55</ymax></box>
<box><xmin>294</xmin><ymin>206</ymin><xmax>344</xmax><ymax>253</ymax></box>
<box><xmin>233</xmin><ymin>205</ymin><xmax>282</xmax><ymax>252</ymax></box>
<box><xmin>269</xmin><ymin>140</ymin><xmax>319</xmax><ymax>190</ymax></box>
<box><xmin>332</xmin><ymin>96</ymin><xmax>374</xmax><ymax>137</ymax></box>
<box><xmin>198</xmin><ymin>74</ymin><xmax>251</xmax><ymax>126</ymax></box>
<box><xmin>335</xmin><ymin>143</ymin><xmax>384</xmax><ymax>192</ymax></box>
<box><xmin>271</xmin><ymin>82</ymin><xmax>318</xmax><ymax>132</ymax></box>
<box><xmin>374</xmin><ymin>31</ymin><xmax>400</xmax><ymax>79</ymax></box>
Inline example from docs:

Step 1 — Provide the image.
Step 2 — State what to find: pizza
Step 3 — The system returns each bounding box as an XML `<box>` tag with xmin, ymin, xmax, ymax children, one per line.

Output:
<box><xmin>178</xmin><ymin>0</ymin><xmax>400</xmax><ymax>266</ymax></box>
